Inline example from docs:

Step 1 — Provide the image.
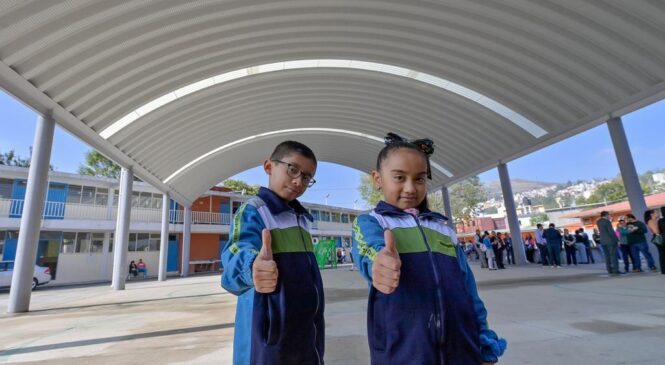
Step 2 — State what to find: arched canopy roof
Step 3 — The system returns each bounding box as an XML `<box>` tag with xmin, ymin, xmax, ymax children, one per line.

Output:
<box><xmin>2</xmin><ymin>1</ymin><xmax>665</xmax><ymax>205</ymax></box>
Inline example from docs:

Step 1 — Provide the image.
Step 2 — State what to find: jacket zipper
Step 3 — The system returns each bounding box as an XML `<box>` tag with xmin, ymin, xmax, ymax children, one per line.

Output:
<box><xmin>413</xmin><ymin>215</ymin><xmax>446</xmax><ymax>352</ymax></box>
<box><xmin>296</xmin><ymin>213</ymin><xmax>322</xmax><ymax>365</ymax></box>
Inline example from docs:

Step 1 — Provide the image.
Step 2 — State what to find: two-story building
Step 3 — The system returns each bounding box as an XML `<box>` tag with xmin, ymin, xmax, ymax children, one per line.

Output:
<box><xmin>0</xmin><ymin>165</ymin><xmax>360</xmax><ymax>286</ymax></box>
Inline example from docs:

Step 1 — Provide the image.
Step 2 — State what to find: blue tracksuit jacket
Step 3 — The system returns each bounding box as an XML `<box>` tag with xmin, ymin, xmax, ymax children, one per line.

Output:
<box><xmin>221</xmin><ymin>187</ymin><xmax>324</xmax><ymax>365</ymax></box>
<box><xmin>352</xmin><ymin>201</ymin><xmax>506</xmax><ymax>364</ymax></box>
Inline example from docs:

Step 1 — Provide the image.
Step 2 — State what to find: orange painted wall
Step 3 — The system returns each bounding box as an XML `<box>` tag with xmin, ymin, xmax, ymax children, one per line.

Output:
<box><xmin>190</xmin><ymin>233</ymin><xmax>223</xmax><ymax>261</ymax></box>
<box><xmin>191</xmin><ymin>195</ymin><xmax>229</xmax><ymax>213</ymax></box>
<box><xmin>177</xmin><ymin>233</ymin><xmax>227</xmax><ymax>272</ymax></box>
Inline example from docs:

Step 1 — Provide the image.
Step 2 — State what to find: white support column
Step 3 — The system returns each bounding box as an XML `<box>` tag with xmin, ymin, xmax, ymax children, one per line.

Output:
<box><xmin>181</xmin><ymin>205</ymin><xmax>192</xmax><ymax>277</ymax></box>
<box><xmin>8</xmin><ymin>115</ymin><xmax>55</xmax><ymax>313</ymax></box>
<box><xmin>111</xmin><ymin>167</ymin><xmax>133</xmax><ymax>290</ymax></box>
<box><xmin>498</xmin><ymin>163</ymin><xmax>527</xmax><ymax>265</ymax></box>
<box><xmin>158</xmin><ymin>193</ymin><xmax>170</xmax><ymax>281</ymax></box>
<box><xmin>106</xmin><ymin>187</ymin><xmax>115</xmax><ymax>220</ymax></box>
<box><xmin>440</xmin><ymin>185</ymin><xmax>454</xmax><ymax>231</ymax></box>
<box><xmin>607</xmin><ymin>117</ymin><xmax>658</xmax><ymax>266</ymax></box>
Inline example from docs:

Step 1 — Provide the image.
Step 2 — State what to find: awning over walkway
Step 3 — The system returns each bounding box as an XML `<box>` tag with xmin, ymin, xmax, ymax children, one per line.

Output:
<box><xmin>2</xmin><ymin>1</ymin><xmax>665</xmax><ymax>204</ymax></box>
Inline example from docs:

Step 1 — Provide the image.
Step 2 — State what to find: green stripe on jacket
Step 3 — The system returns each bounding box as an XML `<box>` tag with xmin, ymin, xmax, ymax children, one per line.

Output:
<box><xmin>392</xmin><ymin>227</ymin><xmax>456</xmax><ymax>257</ymax></box>
<box><xmin>270</xmin><ymin>226</ymin><xmax>313</xmax><ymax>254</ymax></box>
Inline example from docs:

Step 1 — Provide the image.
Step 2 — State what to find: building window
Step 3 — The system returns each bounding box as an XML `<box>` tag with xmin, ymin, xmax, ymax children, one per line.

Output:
<box><xmin>321</xmin><ymin>211</ymin><xmax>330</xmax><ymax>222</ymax></box>
<box><xmin>61</xmin><ymin>232</ymin><xmax>76</xmax><ymax>253</ymax></box>
<box><xmin>136</xmin><ymin>233</ymin><xmax>150</xmax><ymax>251</ymax></box>
<box><xmin>109</xmin><ymin>233</ymin><xmax>114</xmax><ymax>252</ymax></box>
<box><xmin>67</xmin><ymin>185</ymin><xmax>82</xmax><ymax>204</ymax></box>
<box><xmin>0</xmin><ymin>178</ymin><xmax>12</xmax><ymax>199</ymax></box>
<box><xmin>95</xmin><ymin>188</ymin><xmax>108</xmax><ymax>206</ymax></box>
<box><xmin>139</xmin><ymin>192</ymin><xmax>152</xmax><ymax>208</ymax></box>
<box><xmin>75</xmin><ymin>232</ymin><xmax>92</xmax><ymax>253</ymax></box>
<box><xmin>149</xmin><ymin>234</ymin><xmax>161</xmax><ymax>251</ymax></box>
<box><xmin>152</xmin><ymin>194</ymin><xmax>163</xmax><ymax>209</ymax></box>
<box><xmin>0</xmin><ymin>231</ymin><xmax>5</xmax><ymax>256</ymax></box>
<box><xmin>331</xmin><ymin>212</ymin><xmax>341</xmax><ymax>223</ymax></box>
<box><xmin>310</xmin><ymin>209</ymin><xmax>320</xmax><ymax>221</ymax></box>
<box><xmin>81</xmin><ymin>187</ymin><xmax>96</xmax><ymax>205</ymax></box>
<box><xmin>349</xmin><ymin>214</ymin><xmax>357</xmax><ymax>223</ymax></box>
<box><xmin>341</xmin><ymin>213</ymin><xmax>349</xmax><ymax>223</ymax></box>
<box><xmin>91</xmin><ymin>233</ymin><xmax>105</xmax><ymax>253</ymax></box>
<box><xmin>131</xmin><ymin>192</ymin><xmax>140</xmax><ymax>207</ymax></box>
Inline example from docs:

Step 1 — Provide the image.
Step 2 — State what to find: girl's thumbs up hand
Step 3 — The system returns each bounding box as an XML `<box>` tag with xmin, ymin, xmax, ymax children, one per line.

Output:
<box><xmin>253</xmin><ymin>229</ymin><xmax>278</xmax><ymax>293</ymax></box>
<box><xmin>372</xmin><ymin>230</ymin><xmax>401</xmax><ymax>294</ymax></box>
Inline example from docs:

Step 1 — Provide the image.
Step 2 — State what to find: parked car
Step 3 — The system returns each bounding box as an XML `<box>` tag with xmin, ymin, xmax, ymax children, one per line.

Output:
<box><xmin>0</xmin><ymin>261</ymin><xmax>51</xmax><ymax>290</ymax></box>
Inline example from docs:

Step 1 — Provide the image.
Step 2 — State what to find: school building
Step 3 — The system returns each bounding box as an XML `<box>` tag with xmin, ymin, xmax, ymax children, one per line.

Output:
<box><xmin>0</xmin><ymin>165</ymin><xmax>359</xmax><ymax>286</ymax></box>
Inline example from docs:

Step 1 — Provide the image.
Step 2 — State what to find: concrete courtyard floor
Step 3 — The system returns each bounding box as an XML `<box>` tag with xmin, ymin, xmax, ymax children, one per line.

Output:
<box><xmin>2</xmin><ymin>262</ymin><xmax>665</xmax><ymax>364</ymax></box>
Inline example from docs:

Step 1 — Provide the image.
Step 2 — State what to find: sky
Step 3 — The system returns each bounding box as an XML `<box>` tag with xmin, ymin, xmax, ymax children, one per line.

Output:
<box><xmin>1</xmin><ymin>90</ymin><xmax>664</xmax><ymax>209</ymax></box>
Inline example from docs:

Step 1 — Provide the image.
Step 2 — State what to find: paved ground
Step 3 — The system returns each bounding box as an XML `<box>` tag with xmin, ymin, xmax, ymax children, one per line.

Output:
<box><xmin>1</xmin><ymin>262</ymin><xmax>664</xmax><ymax>364</ymax></box>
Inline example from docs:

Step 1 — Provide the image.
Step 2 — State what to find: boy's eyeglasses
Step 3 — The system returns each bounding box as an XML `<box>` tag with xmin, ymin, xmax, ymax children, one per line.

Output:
<box><xmin>271</xmin><ymin>159</ymin><xmax>316</xmax><ymax>187</ymax></box>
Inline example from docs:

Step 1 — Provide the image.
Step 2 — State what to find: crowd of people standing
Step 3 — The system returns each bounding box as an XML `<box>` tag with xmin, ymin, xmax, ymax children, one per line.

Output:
<box><xmin>458</xmin><ymin>208</ymin><xmax>665</xmax><ymax>275</ymax></box>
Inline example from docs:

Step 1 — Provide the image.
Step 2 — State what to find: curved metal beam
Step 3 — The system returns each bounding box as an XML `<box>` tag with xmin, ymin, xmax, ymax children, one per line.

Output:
<box><xmin>163</xmin><ymin>127</ymin><xmax>454</xmax><ymax>184</ymax></box>
<box><xmin>100</xmin><ymin>59</ymin><xmax>548</xmax><ymax>139</ymax></box>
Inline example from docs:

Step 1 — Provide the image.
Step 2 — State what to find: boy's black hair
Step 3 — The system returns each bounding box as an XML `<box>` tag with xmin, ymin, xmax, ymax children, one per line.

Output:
<box><xmin>270</xmin><ymin>141</ymin><xmax>317</xmax><ymax>165</ymax></box>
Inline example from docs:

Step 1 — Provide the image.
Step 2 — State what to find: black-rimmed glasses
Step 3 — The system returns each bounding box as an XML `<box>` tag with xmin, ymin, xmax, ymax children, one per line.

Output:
<box><xmin>271</xmin><ymin>159</ymin><xmax>316</xmax><ymax>187</ymax></box>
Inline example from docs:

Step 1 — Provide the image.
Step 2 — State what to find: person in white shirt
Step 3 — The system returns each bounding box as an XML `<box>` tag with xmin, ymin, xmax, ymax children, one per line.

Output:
<box><xmin>535</xmin><ymin>224</ymin><xmax>550</xmax><ymax>267</ymax></box>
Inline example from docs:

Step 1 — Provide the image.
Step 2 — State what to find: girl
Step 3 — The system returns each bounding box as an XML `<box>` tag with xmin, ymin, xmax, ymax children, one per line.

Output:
<box><xmin>352</xmin><ymin>133</ymin><xmax>506</xmax><ymax>365</ymax></box>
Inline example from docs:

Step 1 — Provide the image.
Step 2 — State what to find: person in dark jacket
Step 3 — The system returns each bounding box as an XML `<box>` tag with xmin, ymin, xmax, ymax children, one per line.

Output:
<box><xmin>596</xmin><ymin>211</ymin><xmax>620</xmax><ymax>274</ymax></box>
<box><xmin>504</xmin><ymin>233</ymin><xmax>515</xmax><ymax>265</ymax></box>
<box><xmin>563</xmin><ymin>229</ymin><xmax>577</xmax><ymax>266</ymax></box>
<box><xmin>544</xmin><ymin>223</ymin><xmax>562</xmax><ymax>267</ymax></box>
<box><xmin>352</xmin><ymin>133</ymin><xmax>506</xmax><ymax>364</ymax></box>
<box><xmin>221</xmin><ymin>141</ymin><xmax>324</xmax><ymax>365</ymax></box>
<box><xmin>579</xmin><ymin>227</ymin><xmax>595</xmax><ymax>264</ymax></box>
<box><xmin>656</xmin><ymin>207</ymin><xmax>665</xmax><ymax>274</ymax></box>
<box><xmin>625</xmin><ymin>213</ymin><xmax>657</xmax><ymax>272</ymax></box>
<box><xmin>492</xmin><ymin>232</ymin><xmax>506</xmax><ymax>269</ymax></box>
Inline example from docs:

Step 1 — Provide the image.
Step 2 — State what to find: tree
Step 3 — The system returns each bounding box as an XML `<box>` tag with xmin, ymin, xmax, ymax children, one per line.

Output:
<box><xmin>584</xmin><ymin>179</ymin><xmax>627</xmax><ymax>204</ymax></box>
<box><xmin>0</xmin><ymin>149</ymin><xmax>30</xmax><ymax>167</ymax></box>
<box><xmin>1</xmin><ymin>148</ymin><xmax>54</xmax><ymax>170</ymax></box>
<box><xmin>79</xmin><ymin>150</ymin><xmax>121</xmax><ymax>179</ymax></box>
<box><xmin>427</xmin><ymin>190</ymin><xmax>444</xmax><ymax>213</ymax></box>
<box><xmin>449</xmin><ymin>176</ymin><xmax>487</xmax><ymax>224</ymax></box>
<box><xmin>222</xmin><ymin>179</ymin><xmax>260</xmax><ymax>195</ymax></box>
<box><xmin>530</xmin><ymin>212</ymin><xmax>549</xmax><ymax>226</ymax></box>
<box><xmin>358</xmin><ymin>174</ymin><xmax>382</xmax><ymax>207</ymax></box>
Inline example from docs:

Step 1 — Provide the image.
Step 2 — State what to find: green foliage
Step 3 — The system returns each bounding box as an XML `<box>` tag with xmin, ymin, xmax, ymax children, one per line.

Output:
<box><xmin>1</xmin><ymin>148</ymin><xmax>54</xmax><ymax>170</ymax></box>
<box><xmin>78</xmin><ymin>150</ymin><xmax>120</xmax><ymax>179</ymax></box>
<box><xmin>530</xmin><ymin>212</ymin><xmax>549</xmax><ymax>226</ymax></box>
<box><xmin>584</xmin><ymin>179</ymin><xmax>627</xmax><ymax>204</ymax></box>
<box><xmin>450</xmin><ymin>176</ymin><xmax>487</xmax><ymax>223</ymax></box>
<box><xmin>358</xmin><ymin>174</ymin><xmax>382</xmax><ymax>207</ymax></box>
<box><xmin>222</xmin><ymin>179</ymin><xmax>260</xmax><ymax>195</ymax></box>
<box><xmin>0</xmin><ymin>149</ymin><xmax>30</xmax><ymax>167</ymax></box>
<box><xmin>427</xmin><ymin>190</ymin><xmax>444</xmax><ymax>213</ymax></box>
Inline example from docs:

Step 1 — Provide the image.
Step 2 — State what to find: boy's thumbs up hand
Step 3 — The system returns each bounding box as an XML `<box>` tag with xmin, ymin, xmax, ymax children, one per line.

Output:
<box><xmin>372</xmin><ymin>229</ymin><xmax>401</xmax><ymax>294</ymax></box>
<box><xmin>253</xmin><ymin>229</ymin><xmax>278</xmax><ymax>293</ymax></box>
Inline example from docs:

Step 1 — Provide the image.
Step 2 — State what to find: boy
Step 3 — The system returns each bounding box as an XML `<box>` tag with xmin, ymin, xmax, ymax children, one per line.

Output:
<box><xmin>221</xmin><ymin>141</ymin><xmax>324</xmax><ymax>365</ymax></box>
